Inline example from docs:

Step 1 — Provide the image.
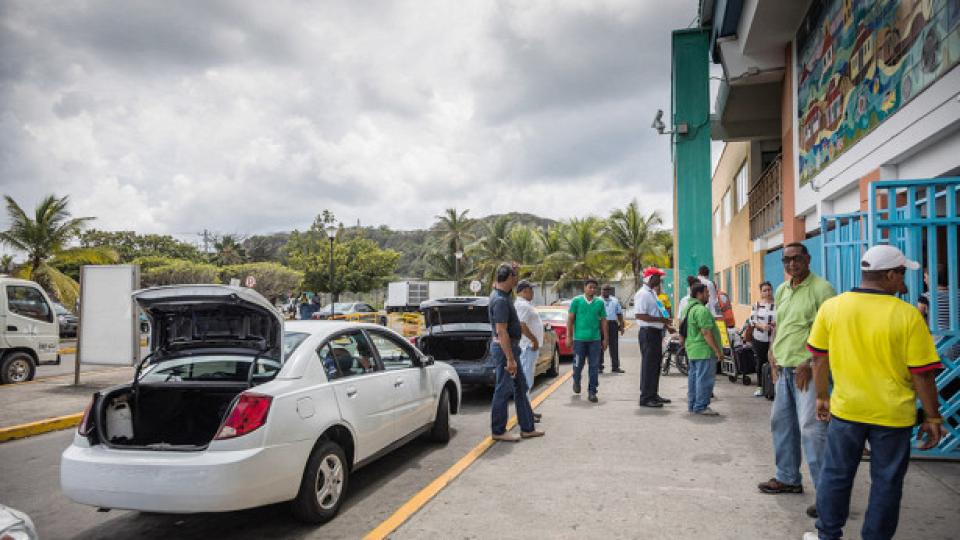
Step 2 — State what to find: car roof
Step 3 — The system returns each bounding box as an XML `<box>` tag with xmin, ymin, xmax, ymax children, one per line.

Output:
<box><xmin>284</xmin><ymin>320</ymin><xmax>389</xmax><ymax>337</ymax></box>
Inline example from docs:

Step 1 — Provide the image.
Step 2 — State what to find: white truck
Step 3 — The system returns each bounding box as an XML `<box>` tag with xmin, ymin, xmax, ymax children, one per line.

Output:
<box><xmin>385</xmin><ymin>280</ymin><xmax>456</xmax><ymax>312</ymax></box>
<box><xmin>0</xmin><ymin>277</ymin><xmax>60</xmax><ymax>383</ymax></box>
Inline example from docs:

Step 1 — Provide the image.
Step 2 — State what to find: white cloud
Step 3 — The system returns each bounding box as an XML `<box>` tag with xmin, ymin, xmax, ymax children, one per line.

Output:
<box><xmin>0</xmin><ymin>0</ymin><xmax>698</xmax><ymax>238</ymax></box>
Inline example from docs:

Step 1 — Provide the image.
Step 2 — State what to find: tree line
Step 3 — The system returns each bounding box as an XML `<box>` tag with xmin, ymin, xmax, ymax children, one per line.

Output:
<box><xmin>0</xmin><ymin>194</ymin><xmax>670</xmax><ymax>308</ymax></box>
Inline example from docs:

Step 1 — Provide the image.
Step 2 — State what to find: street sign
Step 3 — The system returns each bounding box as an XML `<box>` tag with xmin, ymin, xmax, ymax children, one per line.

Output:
<box><xmin>469</xmin><ymin>280</ymin><xmax>481</xmax><ymax>293</ymax></box>
<box><xmin>244</xmin><ymin>275</ymin><xmax>257</xmax><ymax>288</ymax></box>
<box><xmin>229</xmin><ymin>278</ymin><xmax>241</xmax><ymax>287</ymax></box>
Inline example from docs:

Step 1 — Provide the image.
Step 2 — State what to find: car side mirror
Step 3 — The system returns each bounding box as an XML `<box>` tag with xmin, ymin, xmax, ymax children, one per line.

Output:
<box><xmin>420</xmin><ymin>355</ymin><xmax>435</xmax><ymax>367</ymax></box>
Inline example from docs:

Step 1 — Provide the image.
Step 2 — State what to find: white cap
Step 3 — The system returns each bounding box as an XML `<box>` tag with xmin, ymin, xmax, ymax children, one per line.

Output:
<box><xmin>860</xmin><ymin>245</ymin><xmax>920</xmax><ymax>271</ymax></box>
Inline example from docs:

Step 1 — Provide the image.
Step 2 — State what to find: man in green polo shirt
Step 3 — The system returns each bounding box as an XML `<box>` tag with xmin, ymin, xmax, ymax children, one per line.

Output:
<box><xmin>757</xmin><ymin>242</ymin><xmax>836</xmax><ymax>521</ymax></box>
<box><xmin>566</xmin><ymin>279</ymin><xmax>609</xmax><ymax>403</ymax></box>
<box><xmin>680</xmin><ymin>283</ymin><xmax>724</xmax><ymax>415</ymax></box>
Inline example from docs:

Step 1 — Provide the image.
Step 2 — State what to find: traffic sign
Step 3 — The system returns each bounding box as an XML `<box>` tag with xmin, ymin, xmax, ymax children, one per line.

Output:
<box><xmin>469</xmin><ymin>280</ymin><xmax>481</xmax><ymax>293</ymax></box>
<box><xmin>244</xmin><ymin>275</ymin><xmax>257</xmax><ymax>288</ymax></box>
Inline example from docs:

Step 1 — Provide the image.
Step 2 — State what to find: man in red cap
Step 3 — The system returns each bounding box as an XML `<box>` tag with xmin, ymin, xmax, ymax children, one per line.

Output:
<box><xmin>633</xmin><ymin>267</ymin><xmax>673</xmax><ymax>407</ymax></box>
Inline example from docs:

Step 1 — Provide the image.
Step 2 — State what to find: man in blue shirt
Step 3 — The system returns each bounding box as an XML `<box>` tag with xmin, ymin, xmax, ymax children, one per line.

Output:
<box><xmin>489</xmin><ymin>263</ymin><xmax>544</xmax><ymax>442</ymax></box>
<box><xmin>600</xmin><ymin>285</ymin><xmax>625</xmax><ymax>373</ymax></box>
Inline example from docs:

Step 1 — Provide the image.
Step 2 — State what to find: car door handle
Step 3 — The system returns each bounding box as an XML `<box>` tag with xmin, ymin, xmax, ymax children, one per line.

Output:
<box><xmin>346</xmin><ymin>387</ymin><xmax>358</xmax><ymax>397</ymax></box>
<box><xmin>6</xmin><ymin>326</ymin><xmax>16</xmax><ymax>332</ymax></box>
<box><xmin>394</xmin><ymin>378</ymin><xmax>404</xmax><ymax>388</ymax></box>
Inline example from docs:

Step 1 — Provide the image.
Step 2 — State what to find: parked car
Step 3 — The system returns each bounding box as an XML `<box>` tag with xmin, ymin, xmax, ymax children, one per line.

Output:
<box><xmin>535</xmin><ymin>306</ymin><xmax>573</xmax><ymax>359</ymax></box>
<box><xmin>61</xmin><ymin>285</ymin><xmax>461</xmax><ymax>524</ymax></box>
<box><xmin>416</xmin><ymin>297</ymin><xmax>559</xmax><ymax>386</ymax></box>
<box><xmin>312</xmin><ymin>302</ymin><xmax>386</xmax><ymax>325</ymax></box>
<box><xmin>53</xmin><ymin>302</ymin><xmax>78</xmax><ymax>337</ymax></box>
<box><xmin>0</xmin><ymin>277</ymin><xmax>60</xmax><ymax>384</ymax></box>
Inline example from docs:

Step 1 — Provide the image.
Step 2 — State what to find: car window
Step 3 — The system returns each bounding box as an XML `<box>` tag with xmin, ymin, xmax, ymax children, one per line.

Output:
<box><xmin>283</xmin><ymin>331</ymin><xmax>310</xmax><ymax>357</ymax></box>
<box><xmin>318</xmin><ymin>331</ymin><xmax>379</xmax><ymax>379</ymax></box>
<box><xmin>6</xmin><ymin>286</ymin><xmax>53</xmax><ymax>323</ymax></box>
<box><xmin>368</xmin><ymin>331</ymin><xmax>415</xmax><ymax>370</ymax></box>
<box><xmin>537</xmin><ymin>310</ymin><xmax>567</xmax><ymax>323</ymax></box>
<box><xmin>139</xmin><ymin>355</ymin><xmax>281</xmax><ymax>383</ymax></box>
<box><xmin>357</xmin><ymin>304</ymin><xmax>374</xmax><ymax>313</ymax></box>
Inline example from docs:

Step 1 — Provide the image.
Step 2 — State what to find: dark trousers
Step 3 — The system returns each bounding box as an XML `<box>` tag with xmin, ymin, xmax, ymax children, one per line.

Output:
<box><xmin>815</xmin><ymin>417</ymin><xmax>912</xmax><ymax>540</ymax></box>
<box><xmin>751</xmin><ymin>340</ymin><xmax>770</xmax><ymax>384</ymax></box>
<box><xmin>637</xmin><ymin>327</ymin><xmax>663</xmax><ymax>401</ymax></box>
<box><xmin>490</xmin><ymin>343</ymin><xmax>535</xmax><ymax>435</ymax></box>
<box><xmin>600</xmin><ymin>320</ymin><xmax>620</xmax><ymax>370</ymax></box>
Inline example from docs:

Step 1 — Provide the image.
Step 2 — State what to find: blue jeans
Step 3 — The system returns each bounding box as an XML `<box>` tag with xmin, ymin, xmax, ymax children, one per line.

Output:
<box><xmin>572</xmin><ymin>340</ymin><xmax>601</xmax><ymax>395</ymax></box>
<box><xmin>686</xmin><ymin>358</ymin><xmax>716</xmax><ymax>412</ymax></box>
<box><xmin>815</xmin><ymin>417</ymin><xmax>912</xmax><ymax>540</ymax></box>
<box><xmin>490</xmin><ymin>343</ymin><xmax>535</xmax><ymax>435</ymax></box>
<box><xmin>770</xmin><ymin>367</ymin><xmax>828</xmax><ymax>487</ymax></box>
<box><xmin>519</xmin><ymin>346</ymin><xmax>538</xmax><ymax>398</ymax></box>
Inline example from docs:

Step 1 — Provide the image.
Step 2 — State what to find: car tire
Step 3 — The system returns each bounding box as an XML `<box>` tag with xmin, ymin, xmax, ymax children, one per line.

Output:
<box><xmin>546</xmin><ymin>347</ymin><xmax>559</xmax><ymax>377</ymax></box>
<box><xmin>427</xmin><ymin>388</ymin><xmax>451</xmax><ymax>443</ymax></box>
<box><xmin>291</xmin><ymin>440</ymin><xmax>349</xmax><ymax>524</ymax></box>
<box><xmin>0</xmin><ymin>351</ymin><xmax>35</xmax><ymax>384</ymax></box>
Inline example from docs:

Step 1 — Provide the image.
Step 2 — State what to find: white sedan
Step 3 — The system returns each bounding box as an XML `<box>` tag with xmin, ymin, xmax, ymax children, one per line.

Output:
<box><xmin>61</xmin><ymin>285</ymin><xmax>461</xmax><ymax>523</ymax></box>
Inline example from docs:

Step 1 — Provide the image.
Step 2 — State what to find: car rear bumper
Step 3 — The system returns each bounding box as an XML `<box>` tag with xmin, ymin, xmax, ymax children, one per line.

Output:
<box><xmin>61</xmin><ymin>439</ymin><xmax>312</xmax><ymax>513</ymax></box>
<box><xmin>451</xmin><ymin>364</ymin><xmax>496</xmax><ymax>385</ymax></box>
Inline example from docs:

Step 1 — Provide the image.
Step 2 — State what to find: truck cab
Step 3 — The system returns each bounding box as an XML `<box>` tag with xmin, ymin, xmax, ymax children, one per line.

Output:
<box><xmin>0</xmin><ymin>277</ymin><xmax>60</xmax><ymax>383</ymax></box>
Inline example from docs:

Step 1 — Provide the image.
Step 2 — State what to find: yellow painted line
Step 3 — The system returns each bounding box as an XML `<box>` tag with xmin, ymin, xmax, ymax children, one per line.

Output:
<box><xmin>0</xmin><ymin>413</ymin><xmax>83</xmax><ymax>443</ymax></box>
<box><xmin>363</xmin><ymin>370</ymin><xmax>573</xmax><ymax>540</ymax></box>
<box><xmin>59</xmin><ymin>347</ymin><xmax>76</xmax><ymax>354</ymax></box>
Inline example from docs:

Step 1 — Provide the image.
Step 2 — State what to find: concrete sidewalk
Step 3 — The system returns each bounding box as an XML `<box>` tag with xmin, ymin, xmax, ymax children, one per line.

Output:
<box><xmin>0</xmin><ymin>368</ymin><xmax>133</xmax><ymax>430</ymax></box>
<box><xmin>394</xmin><ymin>339</ymin><xmax>960</xmax><ymax>539</ymax></box>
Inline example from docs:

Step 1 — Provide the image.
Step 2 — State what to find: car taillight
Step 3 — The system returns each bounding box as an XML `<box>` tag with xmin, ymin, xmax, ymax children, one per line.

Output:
<box><xmin>78</xmin><ymin>396</ymin><xmax>96</xmax><ymax>436</ymax></box>
<box><xmin>215</xmin><ymin>393</ymin><xmax>272</xmax><ymax>440</ymax></box>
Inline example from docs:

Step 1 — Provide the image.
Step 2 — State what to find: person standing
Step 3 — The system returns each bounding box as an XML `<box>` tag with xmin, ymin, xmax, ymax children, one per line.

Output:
<box><xmin>680</xmin><ymin>283</ymin><xmax>724</xmax><ymax>415</ymax></box>
<box><xmin>697</xmin><ymin>265</ymin><xmax>720</xmax><ymax>316</ymax></box>
<box><xmin>600</xmin><ymin>284</ymin><xmax>625</xmax><ymax>374</ymax></box>
<box><xmin>757</xmin><ymin>243</ymin><xmax>835</xmax><ymax>521</ymax></box>
<box><xmin>515</xmin><ymin>281</ymin><xmax>545</xmax><ymax>416</ymax></box>
<box><xmin>489</xmin><ymin>264</ymin><xmax>544</xmax><ymax>442</ymax></box>
<box><xmin>634</xmin><ymin>267</ymin><xmax>673</xmax><ymax>408</ymax></box>
<box><xmin>749</xmin><ymin>281</ymin><xmax>776</xmax><ymax>397</ymax></box>
<box><xmin>676</xmin><ymin>275</ymin><xmax>699</xmax><ymax>322</ymax></box>
<box><xmin>566</xmin><ymin>279</ymin><xmax>609</xmax><ymax>403</ymax></box>
<box><xmin>804</xmin><ymin>245</ymin><xmax>945</xmax><ymax>540</ymax></box>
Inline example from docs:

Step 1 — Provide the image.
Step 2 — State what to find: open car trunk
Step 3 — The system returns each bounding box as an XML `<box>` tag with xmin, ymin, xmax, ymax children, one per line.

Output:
<box><xmin>418</xmin><ymin>332</ymin><xmax>490</xmax><ymax>362</ymax></box>
<box><xmin>99</xmin><ymin>383</ymin><xmax>246</xmax><ymax>450</ymax></box>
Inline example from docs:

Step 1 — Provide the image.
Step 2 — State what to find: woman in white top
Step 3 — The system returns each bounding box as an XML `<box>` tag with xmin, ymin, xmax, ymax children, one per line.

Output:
<box><xmin>748</xmin><ymin>281</ymin><xmax>776</xmax><ymax>397</ymax></box>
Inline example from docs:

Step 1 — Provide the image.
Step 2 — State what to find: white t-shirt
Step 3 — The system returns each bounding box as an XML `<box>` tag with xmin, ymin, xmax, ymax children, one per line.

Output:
<box><xmin>514</xmin><ymin>297</ymin><xmax>544</xmax><ymax>350</ymax></box>
<box><xmin>698</xmin><ymin>275</ymin><xmax>719</xmax><ymax>315</ymax></box>
<box><xmin>633</xmin><ymin>285</ymin><xmax>664</xmax><ymax>329</ymax></box>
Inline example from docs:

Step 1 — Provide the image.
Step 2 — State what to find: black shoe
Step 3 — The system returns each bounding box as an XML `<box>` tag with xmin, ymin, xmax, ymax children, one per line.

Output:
<box><xmin>533</xmin><ymin>412</ymin><xmax>542</xmax><ymax>423</ymax></box>
<box><xmin>612</xmin><ymin>368</ymin><xmax>625</xmax><ymax>373</ymax></box>
<box><xmin>638</xmin><ymin>399</ymin><xmax>664</xmax><ymax>408</ymax></box>
<box><xmin>806</xmin><ymin>504</ymin><xmax>818</xmax><ymax>518</ymax></box>
<box><xmin>654</xmin><ymin>395</ymin><xmax>672</xmax><ymax>404</ymax></box>
<box><xmin>573</xmin><ymin>381</ymin><xmax>581</xmax><ymax>394</ymax></box>
<box><xmin>588</xmin><ymin>393</ymin><xmax>598</xmax><ymax>403</ymax></box>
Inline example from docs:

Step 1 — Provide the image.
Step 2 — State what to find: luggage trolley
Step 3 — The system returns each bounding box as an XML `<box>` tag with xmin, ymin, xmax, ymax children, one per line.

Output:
<box><xmin>718</xmin><ymin>320</ymin><xmax>756</xmax><ymax>386</ymax></box>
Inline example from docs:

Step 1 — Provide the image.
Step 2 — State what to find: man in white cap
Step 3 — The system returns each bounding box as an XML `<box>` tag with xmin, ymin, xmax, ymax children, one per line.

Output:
<box><xmin>803</xmin><ymin>245</ymin><xmax>945</xmax><ymax>540</ymax></box>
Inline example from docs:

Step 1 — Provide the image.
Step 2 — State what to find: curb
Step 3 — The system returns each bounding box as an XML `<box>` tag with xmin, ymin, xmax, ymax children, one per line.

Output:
<box><xmin>0</xmin><ymin>412</ymin><xmax>83</xmax><ymax>443</ymax></box>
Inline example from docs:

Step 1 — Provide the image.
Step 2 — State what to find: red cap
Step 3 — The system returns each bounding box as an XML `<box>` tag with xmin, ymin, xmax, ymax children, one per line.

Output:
<box><xmin>642</xmin><ymin>267</ymin><xmax>665</xmax><ymax>278</ymax></box>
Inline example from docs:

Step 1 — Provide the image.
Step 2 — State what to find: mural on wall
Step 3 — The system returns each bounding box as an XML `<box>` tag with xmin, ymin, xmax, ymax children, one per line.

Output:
<box><xmin>796</xmin><ymin>0</ymin><xmax>960</xmax><ymax>186</ymax></box>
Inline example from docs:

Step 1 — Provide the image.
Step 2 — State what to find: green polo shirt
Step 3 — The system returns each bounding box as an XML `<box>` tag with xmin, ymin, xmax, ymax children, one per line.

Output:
<box><xmin>772</xmin><ymin>272</ymin><xmax>836</xmax><ymax>367</ymax></box>
<box><xmin>569</xmin><ymin>294</ymin><xmax>606</xmax><ymax>341</ymax></box>
<box><xmin>680</xmin><ymin>298</ymin><xmax>720</xmax><ymax>360</ymax></box>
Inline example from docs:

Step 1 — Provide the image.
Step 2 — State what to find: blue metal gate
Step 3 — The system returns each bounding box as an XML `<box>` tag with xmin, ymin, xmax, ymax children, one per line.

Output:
<box><xmin>868</xmin><ymin>178</ymin><xmax>960</xmax><ymax>459</ymax></box>
<box><xmin>820</xmin><ymin>211</ymin><xmax>868</xmax><ymax>293</ymax></box>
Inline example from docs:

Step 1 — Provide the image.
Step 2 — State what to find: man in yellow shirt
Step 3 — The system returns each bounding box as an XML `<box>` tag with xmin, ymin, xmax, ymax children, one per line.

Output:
<box><xmin>803</xmin><ymin>245</ymin><xmax>945</xmax><ymax>540</ymax></box>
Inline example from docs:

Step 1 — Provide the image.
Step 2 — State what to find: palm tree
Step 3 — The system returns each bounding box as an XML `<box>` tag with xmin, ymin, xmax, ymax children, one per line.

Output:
<box><xmin>0</xmin><ymin>254</ymin><xmax>13</xmax><ymax>274</ymax></box>
<box><xmin>0</xmin><ymin>195</ymin><xmax>116</xmax><ymax>306</ymax></box>
<box><xmin>545</xmin><ymin>218</ymin><xmax>607</xmax><ymax>290</ymax></box>
<box><xmin>433</xmin><ymin>208</ymin><xmax>474</xmax><ymax>256</ymax></box>
<box><xmin>504</xmin><ymin>225</ymin><xmax>541</xmax><ymax>266</ymax></box>
<box><xmin>467</xmin><ymin>215</ymin><xmax>512</xmax><ymax>286</ymax></box>
<box><xmin>605</xmin><ymin>200</ymin><xmax>665</xmax><ymax>290</ymax></box>
<box><xmin>424</xmin><ymin>248</ymin><xmax>474</xmax><ymax>284</ymax></box>
<box><xmin>532</xmin><ymin>225</ymin><xmax>564</xmax><ymax>298</ymax></box>
<box><xmin>212</xmin><ymin>234</ymin><xmax>247</xmax><ymax>266</ymax></box>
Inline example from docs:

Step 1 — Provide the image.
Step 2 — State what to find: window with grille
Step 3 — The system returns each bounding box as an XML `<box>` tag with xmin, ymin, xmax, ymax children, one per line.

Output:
<box><xmin>735</xmin><ymin>162</ymin><xmax>748</xmax><ymax>212</ymax></box>
<box><xmin>714</xmin><ymin>208</ymin><xmax>721</xmax><ymax>235</ymax></box>
<box><xmin>736</xmin><ymin>262</ymin><xmax>750</xmax><ymax>305</ymax></box>
<box><xmin>722</xmin><ymin>189</ymin><xmax>733</xmax><ymax>225</ymax></box>
<box><xmin>724</xmin><ymin>268</ymin><xmax>732</xmax><ymax>295</ymax></box>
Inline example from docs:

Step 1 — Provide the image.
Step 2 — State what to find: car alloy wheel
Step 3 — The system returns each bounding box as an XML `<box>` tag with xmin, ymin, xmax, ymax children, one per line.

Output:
<box><xmin>1</xmin><ymin>352</ymin><xmax>35</xmax><ymax>384</ymax></box>
<box><xmin>315</xmin><ymin>453</ymin><xmax>345</xmax><ymax>510</ymax></box>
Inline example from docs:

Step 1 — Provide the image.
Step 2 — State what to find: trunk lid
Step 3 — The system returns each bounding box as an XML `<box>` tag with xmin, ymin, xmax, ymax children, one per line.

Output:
<box><xmin>134</xmin><ymin>285</ymin><xmax>283</xmax><ymax>362</ymax></box>
<box><xmin>419</xmin><ymin>296</ymin><xmax>490</xmax><ymax>334</ymax></box>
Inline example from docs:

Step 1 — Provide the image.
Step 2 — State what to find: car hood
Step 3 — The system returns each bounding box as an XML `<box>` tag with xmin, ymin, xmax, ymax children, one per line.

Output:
<box><xmin>134</xmin><ymin>285</ymin><xmax>283</xmax><ymax>361</ymax></box>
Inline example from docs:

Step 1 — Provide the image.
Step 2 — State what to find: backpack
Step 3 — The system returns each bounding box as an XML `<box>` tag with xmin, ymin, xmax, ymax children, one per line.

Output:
<box><xmin>678</xmin><ymin>315</ymin><xmax>689</xmax><ymax>339</ymax></box>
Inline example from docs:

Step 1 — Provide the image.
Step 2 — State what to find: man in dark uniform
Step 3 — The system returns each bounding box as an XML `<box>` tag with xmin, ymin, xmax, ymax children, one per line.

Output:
<box><xmin>489</xmin><ymin>263</ymin><xmax>545</xmax><ymax>442</ymax></box>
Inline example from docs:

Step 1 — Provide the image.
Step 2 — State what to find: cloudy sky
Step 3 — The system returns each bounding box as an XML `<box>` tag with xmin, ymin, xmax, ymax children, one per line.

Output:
<box><xmin>1</xmin><ymin>0</ymin><xmax>700</xmax><ymax>241</ymax></box>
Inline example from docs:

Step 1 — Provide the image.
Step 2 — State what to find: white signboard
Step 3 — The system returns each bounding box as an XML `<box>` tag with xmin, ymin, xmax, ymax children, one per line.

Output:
<box><xmin>229</xmin><ymin>278</ymin><xmax>241</xmax><ymax>287</ymax></box>
<box><xmin>78</xmin><ymin>265</ymin><xmax>140</xmax><ymax>366</ymax></box>
<box><xmin>469</xmin><ymin>280</ymin><xmax>482</xmax><ymax>293</ymax></box>
<box><xmin>244</xmin><ymin>275</ymin><xmax>257</xmax><ymax>288</ymax></box>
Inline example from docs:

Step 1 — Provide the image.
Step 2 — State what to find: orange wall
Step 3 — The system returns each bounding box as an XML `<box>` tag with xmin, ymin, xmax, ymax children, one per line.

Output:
<box><xmin>781</xmin><ymin>43</ymin><xmax>805</xmax><ymax>243</ymax></box>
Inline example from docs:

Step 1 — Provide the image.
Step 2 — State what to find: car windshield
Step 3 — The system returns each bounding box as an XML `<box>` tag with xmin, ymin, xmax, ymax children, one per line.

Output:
<box><xmin>538</xmin><ymin>310</ymin><xmax>568</xmax><ymax>323</ymax></box>
<box><xmin>139</xmin><ymin>355</ymin><xmax>282</xmax><ymax>383</ymax></box>
<box><xmin>283</xmin><ymin>331</ymin><xmax>310</xmax><ymax>357</ymax></box>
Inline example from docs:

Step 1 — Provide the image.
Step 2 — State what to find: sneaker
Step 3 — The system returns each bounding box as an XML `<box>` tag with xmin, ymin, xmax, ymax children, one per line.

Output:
<box><xmin>588</xmin><ymin>393</ymin><xmax>598</xmax><ymax>403</ymax></box>
<box><xmin>753</xmin><ymin>388</ymin><xmax>764</xmax><ymax>397</ymax></box>
<box><xmin>806</xmin><ymin>504</ymin><xmax>818</xmax><ymax>518</ymax></box>
<box><xmin>696</xmin><ymin>407</ymin><xmax>720</xmax><ymax>416</ymax></box>
<box><xmin>572</xmin><ymin>381</ymin><xmax>581</xmax><ymax>394</ymax></box>
<box><xmin>757</xmin><ymin>478</ymin><xmax>803</xmax><ymax>494</ymax></box>
<box><xmin>802</xmin><ymin>533</ymin><xmax>819</xmax><ymax>540</ymax></box>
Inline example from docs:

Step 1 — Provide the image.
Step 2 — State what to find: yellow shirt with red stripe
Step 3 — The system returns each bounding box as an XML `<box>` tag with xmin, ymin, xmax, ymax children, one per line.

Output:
<box><xmin>806</xmin><ymin>288</ymin><xmax>941</xmax><ymax>428</ymax></box>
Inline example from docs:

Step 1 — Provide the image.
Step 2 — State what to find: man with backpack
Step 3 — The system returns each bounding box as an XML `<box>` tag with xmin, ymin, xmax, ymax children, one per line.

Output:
<box><xmin>679</xmin><ymin>283</ymin><xmax>724</xmax><ymax>415</ymax></box>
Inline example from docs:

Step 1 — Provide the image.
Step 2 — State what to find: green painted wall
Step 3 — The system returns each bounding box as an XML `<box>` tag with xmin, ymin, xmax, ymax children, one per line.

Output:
<box><xmin>671</xmin><ymin>29</ymin><xmax>712</xmax><ymax>302</ymax></box>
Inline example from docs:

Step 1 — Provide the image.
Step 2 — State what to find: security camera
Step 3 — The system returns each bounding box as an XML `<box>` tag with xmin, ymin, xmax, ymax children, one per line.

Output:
<box><xmin>651</xmin><ymin>109</ymin><xmax>665</xmax><ymax>133</ymax></box>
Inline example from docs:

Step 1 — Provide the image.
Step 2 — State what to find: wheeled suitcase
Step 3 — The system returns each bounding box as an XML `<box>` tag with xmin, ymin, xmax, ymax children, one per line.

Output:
<box><xmin>761</xmin><ymin>363</ymin><xmax>775</xmax><ymax>400</ymax></box>
<box><xmin>734</xmin><ymin>345</ymin><xmax>756</xmax><ymax>376</ymax></box>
